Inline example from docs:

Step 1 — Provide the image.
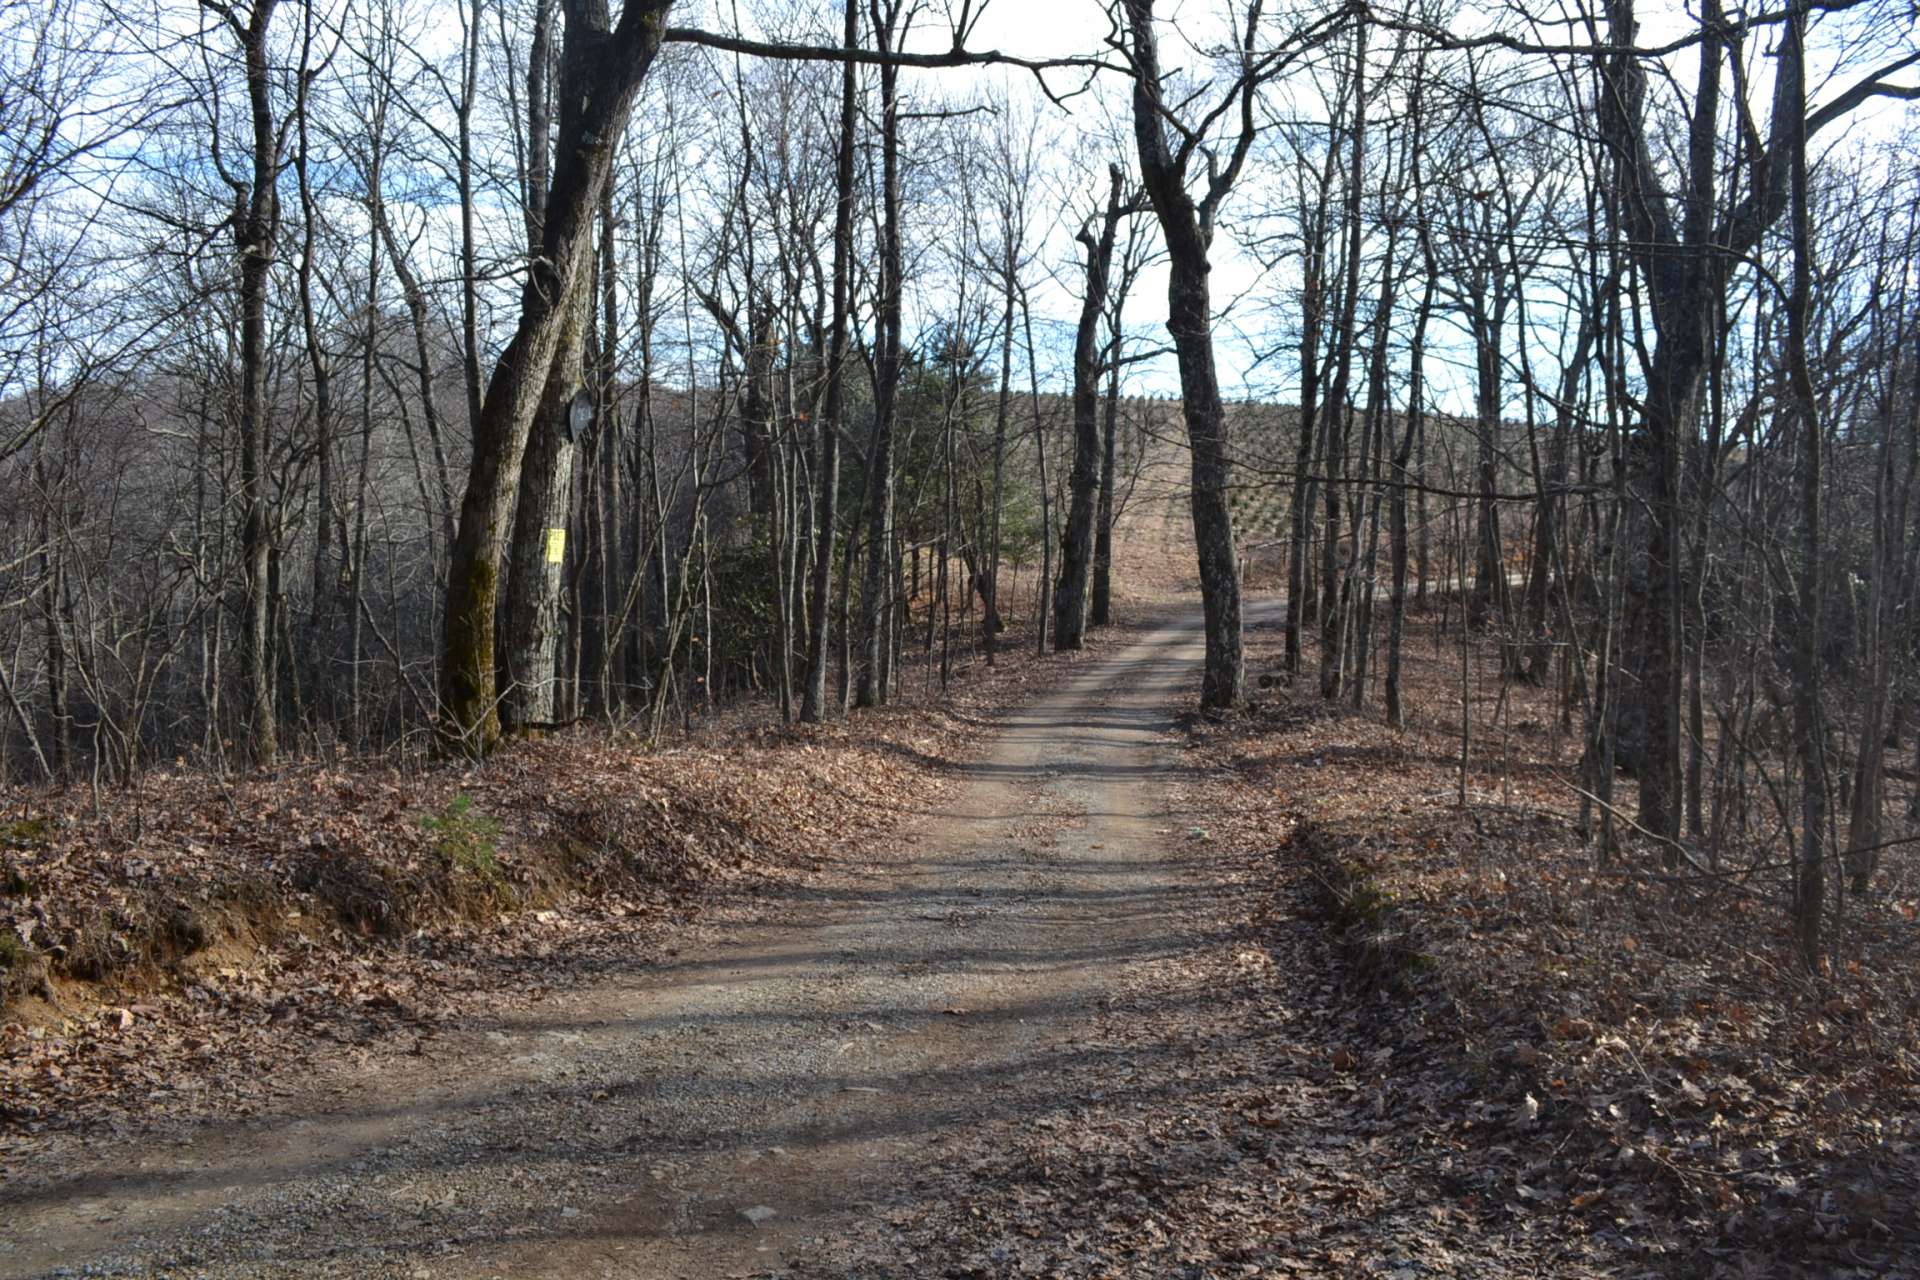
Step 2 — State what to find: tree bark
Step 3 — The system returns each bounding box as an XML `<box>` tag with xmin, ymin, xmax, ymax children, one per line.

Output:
<box><xmin>440</xmin><ymin>0</ymin><xmax>672</xmax><ymax>753</ymax></box>
<box><xmin>1055</xmin><ymin>166</ymin><xmax>1125</xmax><ymax>651</ymax></box>
<box><xmin>1781</xmin><ymin>1</ymin><xmax>1826</xmax><ymax>964</ymax></box>
<box><xmin>1286</xmin><ymin>132</ymin><xmax>1339</xmax><ymax>674</ymax></box>
<box><xmin>856</xmin><ymin>0</ymin><xmax>903</xmax><ymax>709</ymax></box>
<box><xmin>230</xmin><ymin>0</ymin><xmax>282</xmax><ymax>765</ymax></box>
<box><xmin>502</xmin><ymin>280</ymin><xmax>586</xmax><ymax>730</ymax></box>
<box><xmin>801</xmin><ymin>0</ymin><xmax>857</xmax><ymax>723</ymax></box>
<box><xmin>1124</xmin><ymin>0</ymin><xmax>1248</xmax><ymax>709</ymax></box>
<box><xmin>1092</xmin><ymin>362</ymin><xmax>1120</xmax><ymax>626</ymax></box>
<box><xmin>1387</xmin><ymin>270</ymin><xmax>1435</xmax><ymax>729</ymax></box>
<box><xmin>1317</xmin><ymin>26</ymin><xmax>1369</xmax><ymax>702</ymax></box>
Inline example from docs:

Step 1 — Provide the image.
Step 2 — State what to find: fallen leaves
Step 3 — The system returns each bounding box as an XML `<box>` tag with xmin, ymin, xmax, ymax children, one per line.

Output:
<box><xmin>1168</xmin><ymin>613</ymin><xmax>1920</xmax><ymax>1277</ymax></box>
<box><xmin>0</xmin><ymin>667</ymin><xmax>1034</xmax><ymax>1161</ymax></box>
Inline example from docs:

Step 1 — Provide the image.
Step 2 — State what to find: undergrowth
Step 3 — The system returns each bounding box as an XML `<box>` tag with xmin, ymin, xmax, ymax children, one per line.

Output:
<box><xmin>421</xmin><ymin>793</ymin><xmax>506</xmax><ymax>890</ymax></box>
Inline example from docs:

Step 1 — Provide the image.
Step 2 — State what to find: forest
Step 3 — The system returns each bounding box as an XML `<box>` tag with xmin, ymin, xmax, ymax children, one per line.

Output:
<box><xmin>2</xmin><ymin>0</ymin><xmax>1918</xmax><ymax>1275</ymax></box>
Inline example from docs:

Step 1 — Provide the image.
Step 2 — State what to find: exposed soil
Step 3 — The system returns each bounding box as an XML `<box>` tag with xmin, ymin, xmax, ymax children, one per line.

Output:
<box><xmin>0</xmin><ymin>607</ymin><xmax>1241</xmax><ymax>1278</ymax></box>
<box><xmin>4</xmin><ymin>597</ymin><xmax>1907</xmax><ymax>1279</ymax></box>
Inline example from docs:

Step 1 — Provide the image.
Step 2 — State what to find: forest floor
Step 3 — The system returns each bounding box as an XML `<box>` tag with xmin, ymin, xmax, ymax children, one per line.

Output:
<box><xmin>3</xmin><ymin>602</ymin><xmax>1904</xmax><ymax>1280</ymax></box>
<box><xmin>0</xmin><ymin>441</ymin><xmax>1912</xmax><ymax>1280</ymax></box>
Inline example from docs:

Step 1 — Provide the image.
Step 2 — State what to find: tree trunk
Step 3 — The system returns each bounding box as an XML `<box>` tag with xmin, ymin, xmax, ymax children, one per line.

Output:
<box><xmin>986</xmin><ymin>288</ymin><xmax>1012</xmax><ymax>654</ymax></box>
<box><xmin>1055</xmin><ymin>166</ymin><xmax>1125</xmax><ymax>651</ymax></box>
<box><xmin>1847</xmin><ymin>324</ymin><xmax>1920</xmax><ymax>890</ymax></box>
<box><xmin>1317</xmin><ymin>25</ymin><xmax>1368</xmax><ymax>702</ymax></box>
<box><xmin>440</xmin><ymin>0</ymin><xmax>671</xmax><ymax>753</ymax></box>
<box><xmin>1286</xmin><ymin>143</ymin><xmax>1337</xmax><ymax>675</ymax></box>
<box><xmin>1024</xmin><ymin>296</ymin><xmax>1052</xmax><ymax>655</ymax></box>
<box><xmin>1092</xmin><ymin>362</ymin><xmax>1120</xmax><ymax>626</ymax></box>
<box><xmin>801</xmin><ymin>0</ymin><xmax>857</xmax><ymax>722</ymax></box>
<box><xmin>856</xmin><ymin>5</ymin><xmax>903</xmax><ymax>708</ymax></box>
<box><xmin>1124</xmin><ymin>0</ymin><xmax>1244</xmax><ymax>709</ymax></box>
<box><xmin>1781</xmin><ymin>2</ymin><xmax>1826</xmax><ymax>963</ymax></box>
<box><xmin>1470</xmin><ymin>322</ymin><xmax>1505</xmax><ymax>635</ymax></box>
<box><xmin>502</xmin><ymin>280</ymin><xmax>586</xmax><ymax>730</ymax></box>
<box><xmin>1386</xmin><ymin>270</ymin><xmax>1435</xmax><ymax>729</ymax></box>
<box><xmin>293</xmin><ymin>8</ymin><xmax>337</xmax><ymax>717</ymax></box>
<box><xmin>234</xmin><ymin>0</ymin><xmax>281</xmax><ymax>765</ymax></box>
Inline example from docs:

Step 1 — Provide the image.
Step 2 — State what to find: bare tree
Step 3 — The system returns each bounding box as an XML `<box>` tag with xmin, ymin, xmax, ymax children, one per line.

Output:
<box><xmin>1118</xmin><ymin>0</ymin><xmax>1347</xmax><ymax>708</ymax></box>
<box><xmin>801</xmin><ymin>0</ymin><xmax>859</xmax><ymax>722</ymax></box>
<box><xmin>1594</xmin><ymin>0</ymin><xmax>1919</xmax><ymax>853</ymax></box>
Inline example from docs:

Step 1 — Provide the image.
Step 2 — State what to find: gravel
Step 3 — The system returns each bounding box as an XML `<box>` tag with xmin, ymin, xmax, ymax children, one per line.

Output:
<box><xmin>5</xmin><ymin>615</ymin><xmax>1234</xmax><ymax>1280</ymax></box>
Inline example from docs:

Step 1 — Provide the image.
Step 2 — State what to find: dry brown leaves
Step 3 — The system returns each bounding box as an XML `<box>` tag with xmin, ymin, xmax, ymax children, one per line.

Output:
<box><xmin>0</xmin><ymin>613</ymin><xmax>1133</xmax><ymax>1176</ymax></box>
<box><xmin>834</xmin><ymin>610</ymin><xmax>1913</xmax><ymax>1278</ymax></box>
<box><xmin>1176</xmin><ymin>610</ymin><xmax>1920</xmax><ymax>1279</ymax></box>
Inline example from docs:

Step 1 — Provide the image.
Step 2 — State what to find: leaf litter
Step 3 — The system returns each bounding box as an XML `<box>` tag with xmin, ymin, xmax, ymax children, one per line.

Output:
<box><xmin>0</xmin><ymin>616</ymin><xmax>1124</xmax><ymax>1190</ymax></box>
<box><xmin>788</xmin><ymin>613</ymin><xmax>1916</xmax><ymax>1280</ymax></box>
<box><xmin>3</xmin><ymin>604</ymin><xmax>1912</xmax><ymax>1280</ymax></box>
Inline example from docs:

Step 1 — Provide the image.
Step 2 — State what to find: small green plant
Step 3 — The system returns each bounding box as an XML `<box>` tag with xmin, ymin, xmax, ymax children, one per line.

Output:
<box><xmin>420</xmin><ymin>794</ymin><xmax>503</xmax><ymax>884</ymax></box>
<box><xmin>0</xmin><ymin>862</ymin><xmax>31</xmax><ymax>897</ymax></box>
<box><xmin>1334</xmin><ymin>864</ymin><xmax>1397</xmax><ymax>929</ymax></box>
<box><xmin>0</xmin><ymin>817</ymin><xmax>51</xmax><ymax>850</ymax></box>
<box><xmin>1319</xmin><ymin>858</ymin><xmax>1435</xmax><ymax>992</ymax></box>
<box><xmin>0</xmin><ymin>930</ymin><xmax>28</xmax><ymax>970</ymax></box>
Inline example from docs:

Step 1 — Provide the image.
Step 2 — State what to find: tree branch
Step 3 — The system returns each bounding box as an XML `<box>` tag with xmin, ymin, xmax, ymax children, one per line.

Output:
<box><xmin>662</xmin><ymin>25</ymin><xmax>1119</xmax><ymax>103</ymax></box>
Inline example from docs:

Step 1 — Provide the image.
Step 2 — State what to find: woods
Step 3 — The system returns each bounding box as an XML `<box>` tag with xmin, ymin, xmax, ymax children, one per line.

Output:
<box><xmin>4</xmin><ymin>0</ymin><xmax>1920</xmax><ymax>987</ymax></box>
<box><xmin>5</xmin><ymin>3</ymin><xmax>1920</xmax><ymax>1276</ymax></box>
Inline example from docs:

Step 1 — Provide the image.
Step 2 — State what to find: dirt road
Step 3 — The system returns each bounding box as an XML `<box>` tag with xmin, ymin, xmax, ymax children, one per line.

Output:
<box><xmin>2</xmin><ymin>610</ymin><xmax>1258</xmax><ymax>1278</ymax></box>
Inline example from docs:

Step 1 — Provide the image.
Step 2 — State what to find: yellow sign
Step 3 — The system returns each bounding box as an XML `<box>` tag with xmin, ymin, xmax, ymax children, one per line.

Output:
<box><xmin>544</xmin><ymin>528</ymin><xmax>566</xmax><ymax>564</ymax></box>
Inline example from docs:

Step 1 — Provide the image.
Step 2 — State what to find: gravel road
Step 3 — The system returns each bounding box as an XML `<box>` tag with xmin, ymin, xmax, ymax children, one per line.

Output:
<box><xmin>2</xmin><ymin>610</ymin><xmax>1240</xmax><ymax>1279</ymax></box>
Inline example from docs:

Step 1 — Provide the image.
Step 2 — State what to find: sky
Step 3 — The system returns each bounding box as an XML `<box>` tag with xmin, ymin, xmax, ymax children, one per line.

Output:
<box><xmin>857</xmin><ymin>0</ymin><xmax>1920</xmax><ymax>410</ymax></box>
<box><xmin>314</xmin><ymin>0</ymin><xmax>1917</xmax><ymax>415</ymax></box>
<box><xmin>40</xmin><ymin>0</ymin><xmax>1906</xmax><ymax>419</ymax></box>
<box><xmin>879</xmin><ymin>0</ymin><xmax>1276</xmax><ymax>401</ymax></box>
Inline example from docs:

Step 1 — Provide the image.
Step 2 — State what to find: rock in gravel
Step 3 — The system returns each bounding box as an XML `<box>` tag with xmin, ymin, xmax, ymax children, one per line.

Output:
<box><xmin>741</xmin><ymin>1205</ymin><xmax>779</xmax><ymax>1226</ymax></box>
